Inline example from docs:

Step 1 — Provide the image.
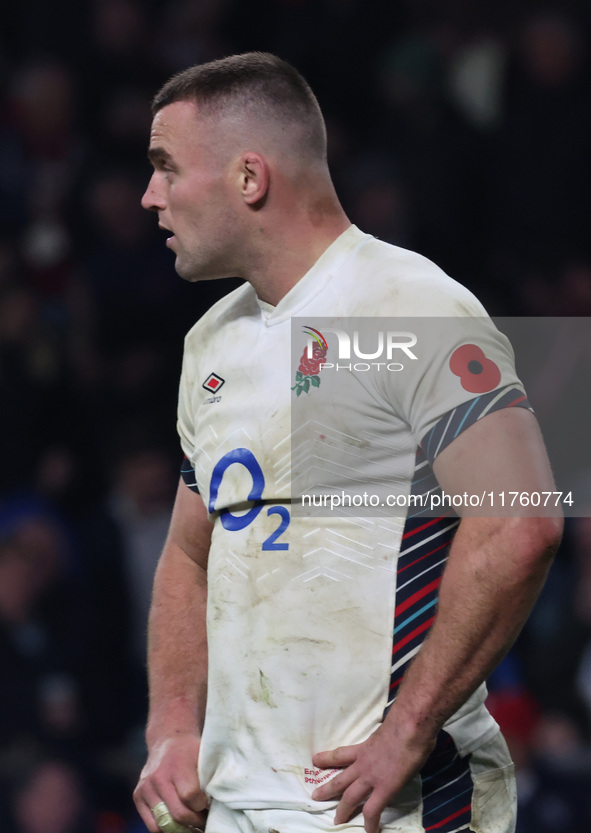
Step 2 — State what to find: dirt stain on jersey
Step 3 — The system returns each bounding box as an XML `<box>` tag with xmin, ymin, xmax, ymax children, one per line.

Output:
<box><xmin>247</xmin><ymin>668</ymin><xmax>277</xmax><ymax>708</ymax></box>
<box><xmin>272</xmin><ymin>635</ymin><xmax>334</xmax><ymax>648</ymax></box>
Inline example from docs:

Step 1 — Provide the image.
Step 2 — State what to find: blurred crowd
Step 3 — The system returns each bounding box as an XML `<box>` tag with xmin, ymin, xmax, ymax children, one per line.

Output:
<box><xmin>0</xmin><ymin>1</ymin><xmax>590</xmax><ymax>831</ymax></box>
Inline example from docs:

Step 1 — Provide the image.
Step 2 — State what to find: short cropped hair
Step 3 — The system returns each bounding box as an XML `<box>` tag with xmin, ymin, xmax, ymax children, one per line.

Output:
<box><xmin>152</xmin><ymin>52</ymin><xmax>327</xmax><ymax>162</ymax></box>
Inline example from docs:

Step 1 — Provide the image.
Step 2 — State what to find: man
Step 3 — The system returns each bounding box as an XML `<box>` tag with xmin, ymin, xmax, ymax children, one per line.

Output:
<box><xmin>134</xmin><ymin>52</ymin><xmax>562</xmax><ymax>833</ymax></box>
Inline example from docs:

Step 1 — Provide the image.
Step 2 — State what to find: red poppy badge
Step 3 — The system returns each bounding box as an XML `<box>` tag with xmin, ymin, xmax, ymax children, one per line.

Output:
<box><xmin>449</xmin><ymin>344</ymin><xmax>501</xmax><ymax>393</ymax></box>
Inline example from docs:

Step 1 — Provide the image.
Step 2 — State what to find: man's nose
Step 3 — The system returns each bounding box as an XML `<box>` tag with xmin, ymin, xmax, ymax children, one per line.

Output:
<box><xmin>141</xmin><ymin>174</ymin><xmax>165</xmax><ymax>211</ymax></box>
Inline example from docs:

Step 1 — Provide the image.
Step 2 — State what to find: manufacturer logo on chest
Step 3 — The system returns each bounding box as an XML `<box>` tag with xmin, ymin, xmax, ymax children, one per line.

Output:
<box><xmin>202</xmin><ymin>372</ymin><xmax>225</xmax><ymax>393</ymax></box>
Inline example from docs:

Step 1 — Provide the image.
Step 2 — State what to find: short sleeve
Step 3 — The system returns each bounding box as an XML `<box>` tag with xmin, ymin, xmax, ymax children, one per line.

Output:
<box><xmin>177</xmin><ymin>343</ymin><xmax>197</xmax><ymax>467</ymax></box>
<box><xmin>180</xmin><ymin>455</ymin><xmax>200</xmax><ymax>493</ymax></box>
<box><xmin>387</xmin><ymin>315</ymin><xmax>532</xmax><ymax>464</ymax></box>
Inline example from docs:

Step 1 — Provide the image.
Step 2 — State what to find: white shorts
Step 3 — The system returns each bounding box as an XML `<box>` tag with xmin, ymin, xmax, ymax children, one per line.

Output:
<box><xmin>204</xmin><ymin>731</ymin><xmax>516</xmax><ymax>833</ymax></box>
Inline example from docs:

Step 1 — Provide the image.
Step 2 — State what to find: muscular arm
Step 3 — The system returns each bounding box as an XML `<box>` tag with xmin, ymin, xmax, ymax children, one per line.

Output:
<box><xmin>134</xmin><ymin>478</ymin><xmax>213</xmax><ymax>832</ymax></box>
<box><xmin>312</xmin><ymin>408</ymin><xmax>563</xmax><ymax>832</ymax></box>
<box><xmin>391</xmin><ymin>408</ymin><xmax>562</xmax><ymax>737</ymax></box>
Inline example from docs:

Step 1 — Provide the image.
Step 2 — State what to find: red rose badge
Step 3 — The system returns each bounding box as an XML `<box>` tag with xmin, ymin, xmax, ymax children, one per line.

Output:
<box><xmin>292</xmin><ymin>340</ymin><xmax>327</xmax><ymax>396</ymax></box>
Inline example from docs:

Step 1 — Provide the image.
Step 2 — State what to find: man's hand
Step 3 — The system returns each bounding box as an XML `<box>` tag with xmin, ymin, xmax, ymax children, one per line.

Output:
<box><xmin>134</xmin><ymin>733</ymin><xmax>208</xmax><ymax>833</ymax></box>
<box><xmin>312</xmin><ymin>721</ymin><xmax>436</xmax><ymax>833</ymax></box>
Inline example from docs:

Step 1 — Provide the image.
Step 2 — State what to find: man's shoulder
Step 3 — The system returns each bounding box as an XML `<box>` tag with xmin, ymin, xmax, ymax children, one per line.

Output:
<box><xmin>184</xmin><ymin>281</ymin><xmax>257</xmax><ymax>347</ymax></box>
<box><xmin>349</xmin><ymin>234</ymin><xmax>487</xmax><ymax>318</ymax></box>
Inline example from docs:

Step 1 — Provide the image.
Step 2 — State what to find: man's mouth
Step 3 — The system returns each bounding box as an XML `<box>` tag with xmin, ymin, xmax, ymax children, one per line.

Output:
<box><xmin>159</xmin><ymin>223</ymin><xmax>175</xmax><ymax>246</ymax></box>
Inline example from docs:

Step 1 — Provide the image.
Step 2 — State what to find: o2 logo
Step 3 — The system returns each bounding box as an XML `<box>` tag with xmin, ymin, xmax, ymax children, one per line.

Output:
<box><xmin>208</xmin><ymin>448</ymin><xmax>290</xmax><ymax>550</ymax></box>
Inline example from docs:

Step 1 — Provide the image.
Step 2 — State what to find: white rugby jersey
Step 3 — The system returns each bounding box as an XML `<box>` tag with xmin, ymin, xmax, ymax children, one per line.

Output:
<box><xmin>178</xmin><ymin>226</ymin><xmax>529</xmax><ymax>821</ymax></box>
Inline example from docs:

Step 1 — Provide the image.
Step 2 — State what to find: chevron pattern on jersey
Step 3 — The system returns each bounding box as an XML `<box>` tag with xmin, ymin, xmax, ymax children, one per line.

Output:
<box><xmin>420</xmin><ymin>385</ymin><xmax>531</xmax><ymax>467</ymax></box>
<box><xmin>421</xmin><ymin>730</ymin><xmax>473</xmax><ymax>832</ymax></box>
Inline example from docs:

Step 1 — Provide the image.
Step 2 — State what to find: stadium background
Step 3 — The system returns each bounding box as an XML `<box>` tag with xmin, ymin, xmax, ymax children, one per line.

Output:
<box><xmin>0</xmin><ymin>1</ymin><xmax>590</xmax><ymax>831</ymax></box>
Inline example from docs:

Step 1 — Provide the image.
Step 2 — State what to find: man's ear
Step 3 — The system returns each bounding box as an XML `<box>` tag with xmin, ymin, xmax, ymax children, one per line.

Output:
<box><xmin>239</xmin><ymin>152</ymin><xmax>270</xmax><ymax>205</ymax></box>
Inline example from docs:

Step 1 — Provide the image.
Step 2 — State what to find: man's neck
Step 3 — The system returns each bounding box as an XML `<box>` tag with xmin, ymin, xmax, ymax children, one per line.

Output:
<box><xmin>247</xmin><ymin>214</ymin><xmax>352</xmax><ymax>306</ymax></box>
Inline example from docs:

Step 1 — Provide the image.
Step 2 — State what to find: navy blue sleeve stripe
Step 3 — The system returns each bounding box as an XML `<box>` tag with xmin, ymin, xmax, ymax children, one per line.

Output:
<box><xmin>420</xmin><ymin>386</ymin><xmax>532</xmax><ymax>467</ymax></box>
<box><xmin>180</xmin><ymin>456</ymin><xmax>200</xmax><ymax>494</ymax></box>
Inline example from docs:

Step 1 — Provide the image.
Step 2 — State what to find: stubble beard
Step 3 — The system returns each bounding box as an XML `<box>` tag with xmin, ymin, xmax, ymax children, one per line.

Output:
<box><xmin>174</xmin><ymin>246</ymin><xmax>236</xmax><ymax>284</ymax></box>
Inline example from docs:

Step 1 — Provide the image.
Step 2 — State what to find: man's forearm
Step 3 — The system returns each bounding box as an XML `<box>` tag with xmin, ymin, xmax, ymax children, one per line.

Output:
<box><xmin>146</xmin><ymin>539</ymin><xmax>208</xmax><ymax>748</ymax></box>
<box><xmin>134</xmin><ymin>483</ymin><xmax>211</xmax><ymax>833</ymax></box>
<box><xmin>387</xmin><ymin>514</ymin><xmax>562</xmax><ymax>744</ymax></box>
